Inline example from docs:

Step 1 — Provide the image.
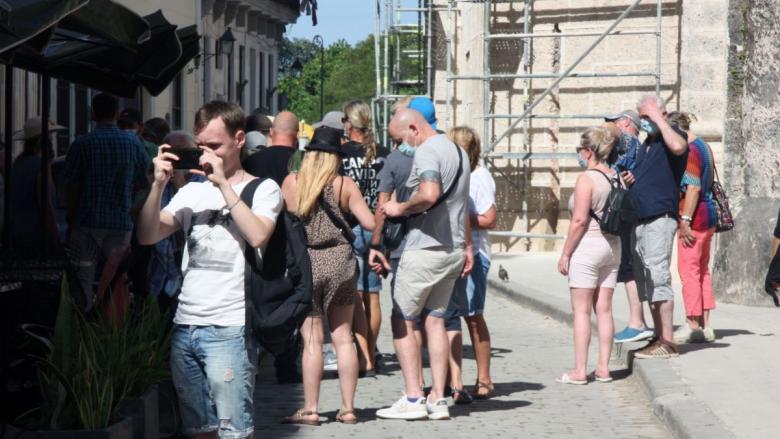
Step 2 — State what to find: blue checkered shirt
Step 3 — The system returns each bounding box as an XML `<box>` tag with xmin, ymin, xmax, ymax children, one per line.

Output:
<box><xmin>63</xmin><ymin>124</ymin><xmax>150</xmax><ymax>231</ymax></box>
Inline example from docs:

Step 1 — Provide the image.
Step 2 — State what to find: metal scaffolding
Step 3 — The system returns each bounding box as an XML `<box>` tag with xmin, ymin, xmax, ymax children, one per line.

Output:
<box><xmin>373</xmin><ymin>0</ymin><xmax>437</xmax><ymax>146</ymax></box>
<box><xmin>443</xmin><ymin>0</ymin><xmax>662</xmax><ymax>242</ymax></box>
<box><xmin>373</xmin><ymin>0</ymin><xmax>664</xmax><ymax>244</ymax></box>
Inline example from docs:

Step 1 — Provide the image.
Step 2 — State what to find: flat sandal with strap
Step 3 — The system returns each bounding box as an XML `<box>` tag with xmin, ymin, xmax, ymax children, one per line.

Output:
<box><xmin>282</xmin><ymin>409</ymin><xmax>320</xmax><ymax>426</ymax></box>
<box><xmin>473</xmin><ymin>380</ymin><xmax>495</xmax><ymax>399</ymax></box>
<box><xmin>336</xmin><ymin>409</ymin><xmax>358</xmax><ymax>424</ymax></box>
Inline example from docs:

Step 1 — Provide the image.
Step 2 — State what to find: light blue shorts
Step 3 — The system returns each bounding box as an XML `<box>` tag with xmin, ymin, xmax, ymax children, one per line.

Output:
<box><xmin>353</xmin><ymin>225</ymin><xmax>382</xmax><ymax>293</ymax></box>
<box><xmin>171</xmin><ymin>325</ymin><xmax>256</xmax><ymax>439</ymax></box>
<box><xmin>444</xmin><ymin>253</ymin><xmax>491</xmax><ymax>331</ymax></box>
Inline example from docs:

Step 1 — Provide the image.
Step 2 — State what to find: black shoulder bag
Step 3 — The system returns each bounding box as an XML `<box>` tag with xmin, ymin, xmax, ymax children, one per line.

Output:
<box><xmin>382</xmin><ymin>143</ymin><xmax>464</xmax><ymax>251</ymax></box>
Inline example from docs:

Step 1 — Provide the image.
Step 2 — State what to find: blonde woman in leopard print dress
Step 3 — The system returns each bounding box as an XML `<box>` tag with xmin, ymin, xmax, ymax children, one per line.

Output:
<box><xmin>280</xmin><ymin>127</ymin><xmax>375</xmax><ymax>425</ymax></box>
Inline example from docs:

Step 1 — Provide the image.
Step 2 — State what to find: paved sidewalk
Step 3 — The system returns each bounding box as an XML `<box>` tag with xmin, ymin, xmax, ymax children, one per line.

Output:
<box><xmin>489</xmin><ymin>252</ymin><xmax>780</xmax><ymax>439</ymax></box>
<box><xmin>253</xmin><ymin>285</ymin><xmax>668</xmax><ymax>438</ymax></box>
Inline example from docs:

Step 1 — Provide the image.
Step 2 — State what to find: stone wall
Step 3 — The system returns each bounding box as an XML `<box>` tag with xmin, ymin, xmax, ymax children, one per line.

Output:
<box><xmin>713</xmin><ymin>0</ymin><xmax>780</xmax><ymax>305</ymax></box>
<box><xmin>431</xmin><ymin>0</ymin><xmax>729</xmax><ymax>252</ymax></box>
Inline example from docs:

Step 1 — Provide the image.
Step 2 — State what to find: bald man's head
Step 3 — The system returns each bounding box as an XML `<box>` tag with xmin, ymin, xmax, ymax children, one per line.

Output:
<box><xmin>388</xmin><ymin>107</ymin><xmax>435</xmax><ymax>148</ymax></box>
<box><xmin>269</xmin><ymin>111</ymin><xmax>299</xmax><ymax>147</ymax></box>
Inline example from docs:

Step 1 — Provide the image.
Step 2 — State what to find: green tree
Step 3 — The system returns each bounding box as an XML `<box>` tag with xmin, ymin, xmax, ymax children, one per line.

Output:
<box><xmin>278</xmin><ymin>36</ymin><xmax>378</xmax><ymax>124</ymax></box>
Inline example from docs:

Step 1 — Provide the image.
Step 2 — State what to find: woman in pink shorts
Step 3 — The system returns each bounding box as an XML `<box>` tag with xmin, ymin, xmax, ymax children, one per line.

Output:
<box><xmin>557</xmin><ymin>127</ymin><xmax>621</xmax><ymax>385</ymax></box>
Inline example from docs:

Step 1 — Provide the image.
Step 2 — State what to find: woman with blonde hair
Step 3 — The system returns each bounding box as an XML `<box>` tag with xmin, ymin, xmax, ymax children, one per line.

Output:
<box><xmin>443</xmin><ymin>126</ymin><xmax>498</xmax><ymax>402</ymax></box>
<box><xmin>340</xmin><ymin>100</ymin><xmax>390</xmax><ymax>376</ymax></box>
<box><xmin>557</xmin><ymin>126</ymin><xmax>621</xmax><ymax>384</ymax></box>
<box><xmin>281</xmin><ymin>127</ymin><xmax>375</xmax><ymax>425</ymax></box>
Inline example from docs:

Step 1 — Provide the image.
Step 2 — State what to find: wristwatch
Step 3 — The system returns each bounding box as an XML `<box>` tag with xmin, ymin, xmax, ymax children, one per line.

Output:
<box><xmin>681</xmin><ymin>215</ymin><xmax>693</xmax><ymax>223</ymax></box>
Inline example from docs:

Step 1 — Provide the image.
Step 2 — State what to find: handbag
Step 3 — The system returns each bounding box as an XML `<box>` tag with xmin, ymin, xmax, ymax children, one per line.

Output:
<box><xmin>381</xmin><ymin>143</ymin><xmax>464</xmax><ymax>251</ymax></box>
<box><xmin>708</xmin><ymin>150</ymin><xmax>734</xmax><ymax>233</ymax></box>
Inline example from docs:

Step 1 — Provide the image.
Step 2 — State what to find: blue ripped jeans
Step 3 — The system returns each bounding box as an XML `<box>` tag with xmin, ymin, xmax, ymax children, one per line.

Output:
<box><xmin>171</xmin><ymin>325</ymin><xmax>256</xmax><ymax>439</ymax></box>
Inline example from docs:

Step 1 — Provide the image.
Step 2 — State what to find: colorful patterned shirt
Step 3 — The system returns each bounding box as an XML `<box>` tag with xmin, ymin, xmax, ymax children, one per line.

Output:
<box><xmin>63</xmin><ymin>123</ymin><xmax>150</xmax><ymax>231</ymax></box>
<box><xmin>679</xmin><ymin>137</ymin><xmax>717</xmax><ymax>231</ymax></box>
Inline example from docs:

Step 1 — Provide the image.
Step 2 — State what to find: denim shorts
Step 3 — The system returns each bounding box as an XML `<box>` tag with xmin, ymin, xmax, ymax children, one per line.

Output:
<box><xmin>444</xmin><ymin>252</ymin><xmax>491</xmax><ymax>331</ymax></box>
<box><xmin>171</xmin><ymin>325</ymin><xmax>256</xmax><ymax>439</ymax></box>
<box><xmin>353</xmin><ymin>226</ymin><xmax>382</xmax><ymax>293</ymax></box>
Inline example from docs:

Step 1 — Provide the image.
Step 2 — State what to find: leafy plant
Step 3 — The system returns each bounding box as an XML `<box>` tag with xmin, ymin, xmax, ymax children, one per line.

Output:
<box><xmin>17</xmin><ymin>278</ymin><xmax>171</xmax><ymax>430</ymax></box>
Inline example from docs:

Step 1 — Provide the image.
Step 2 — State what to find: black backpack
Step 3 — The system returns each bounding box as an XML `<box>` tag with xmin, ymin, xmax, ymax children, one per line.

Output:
<box><xmin>240</xmin><ymin>179</ymin><xmax>313</xmax><ymax>356</ymax></box>
<box><xmin>588</xmin><ymin>169</ymin><xmax>639</xmax><ymax>236</ymax></box>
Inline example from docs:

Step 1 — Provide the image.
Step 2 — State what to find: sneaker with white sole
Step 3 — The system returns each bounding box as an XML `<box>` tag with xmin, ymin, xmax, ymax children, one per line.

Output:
<box><xmin>426</xmin><ymin>398</ymin><xmax>450</xmax><ymax>420</ymax></box>
<box><xmin>613</xmin><ymin>326</ymin><xmax>655</xmax><ymax>343</ymax></box>
<box><xmin>323</xmin><ymin>347</ymin><xmax>338</xmax><ymax>372</ymax></box>
<box><xmin>702</xmin><ymin>327</ymin><xmax>716</xmax><ymax>343</ymax></box>
<box><xmin>376</xmin><ymin>396</ymin><xmax>428</xmax><ymax>420</ymax></box>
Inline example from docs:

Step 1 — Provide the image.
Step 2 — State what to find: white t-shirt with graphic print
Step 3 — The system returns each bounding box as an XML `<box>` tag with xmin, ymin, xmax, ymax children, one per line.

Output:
<box><xmin>163</xmin><ymin>178</ymin><xmax>282</xmax><ymax>326</ymax></box>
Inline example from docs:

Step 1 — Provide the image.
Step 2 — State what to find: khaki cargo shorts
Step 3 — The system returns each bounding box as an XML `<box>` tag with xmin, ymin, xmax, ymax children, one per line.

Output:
<box><xmin>393</xmin><ymin>247</ymin><xmax>464</xmax><ymax>320</ymax></box>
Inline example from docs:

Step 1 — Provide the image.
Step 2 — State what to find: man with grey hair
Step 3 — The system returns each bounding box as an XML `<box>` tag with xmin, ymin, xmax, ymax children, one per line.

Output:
<box><xmin>628</xmin><ymin>95</ymin><xmax>688</xmax><ymax>359</ymax></box>
<box><xmin>375</xmin><ymin>108</ymin><xmax>473</xmax><ymax>421</ymax></box>
<box><xmin>603</xmin><ymin>110</ymin><xmax>653</xmax><ymax>344</ymax></box>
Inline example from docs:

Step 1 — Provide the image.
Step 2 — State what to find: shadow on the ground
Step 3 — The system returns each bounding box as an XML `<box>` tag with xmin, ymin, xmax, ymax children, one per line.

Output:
<box><xmin>489</xmin><ymin>380</ymin><xmax>545</xmax><ymax>397</ymax></box>
<box><xmin>449</xmin><ymin>399</ymin><xmax>533</xmax><ymax>417</ymax></box>
<box><xmin>714</xmin><ymin>329</ymin><xmax>754</xmax><ymax>339</ymax></box>
<box><xmin>462</xmin><ymin>345</ymin><xmax>513</xmax><ymax>360</ymax></box>
<box><xmin>677</xmin><ymin>342</ymin><xmax>730</xmax><ymax>354</ymax></box>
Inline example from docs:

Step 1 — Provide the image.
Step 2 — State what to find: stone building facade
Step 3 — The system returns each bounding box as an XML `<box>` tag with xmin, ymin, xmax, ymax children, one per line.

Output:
<box><xmin>429</xmin><ymin>0</ymin><xmax>729</xmax><ymax>252</ymax></box>
<box><xmin>0</xmin><ymin>0</ymin><xmax>299</xmax><ymax>156</ymax></box>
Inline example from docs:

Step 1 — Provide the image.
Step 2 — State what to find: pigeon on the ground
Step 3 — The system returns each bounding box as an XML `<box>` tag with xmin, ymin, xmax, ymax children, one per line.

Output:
<box><xmin>498</xmin><ymin>265</ymin><xmax>509</xmax><ymax>282</ymax></box>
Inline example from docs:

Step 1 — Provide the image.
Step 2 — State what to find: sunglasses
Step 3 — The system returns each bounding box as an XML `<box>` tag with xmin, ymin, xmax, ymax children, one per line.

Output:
<box><xmin>576</xmin><ymin>146</ymin><xmax>588</xmax><ymax>153</ymax></box>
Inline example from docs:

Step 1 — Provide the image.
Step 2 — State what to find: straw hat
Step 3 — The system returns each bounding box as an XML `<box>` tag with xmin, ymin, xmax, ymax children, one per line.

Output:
<box><xmin>14</xmin><ymin>117</ymin><xmax>65</xmax><ymax>141</ymax></box>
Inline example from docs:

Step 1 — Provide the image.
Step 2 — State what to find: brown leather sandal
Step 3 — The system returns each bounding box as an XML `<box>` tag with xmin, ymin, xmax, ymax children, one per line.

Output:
<box><xmin>336</xmin><ymin>409</ymin><xmax>358</xmax><ymax>424</ymax></box>
<box><xmin>473</xmin><ymin>380</ymin><xmax>495</xmax><ymax>399</ymax></box>
<box><xmin>282</xmin><ymin>409</ymin><xmax>320</xmax><ymax>426</ymax></box>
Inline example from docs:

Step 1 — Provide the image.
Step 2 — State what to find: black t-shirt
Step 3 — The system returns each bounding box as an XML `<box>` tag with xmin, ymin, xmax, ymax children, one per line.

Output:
<box><xmin>243</xmin><ymin>146</ymin><xmax>296</xmax><ymax>186</ymax></box>
<box><xmin>339</xmin><ymin>141</ymin><xmax>390</xmax><ymax>211</ymax></box>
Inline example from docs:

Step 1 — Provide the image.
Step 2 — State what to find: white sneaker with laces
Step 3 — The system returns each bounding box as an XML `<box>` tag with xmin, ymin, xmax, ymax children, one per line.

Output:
<box><xmin>703</xmin><ymin>327</ymin><xmax>716</xmax><ymax>342</ymax></box>
<box><xmin>323</xmin><ymin>346</ymin><xmax>338</xmax><ymax>372</ymax></box>
<box><xmin>426</xmin><ymin>397</ymin><xmax>450</xmax><ymax>420</ymax></box>
<box><xmin>376</xmin><ymin>396</ymin><xmax>428</xmax><ymax>420</ymax></box>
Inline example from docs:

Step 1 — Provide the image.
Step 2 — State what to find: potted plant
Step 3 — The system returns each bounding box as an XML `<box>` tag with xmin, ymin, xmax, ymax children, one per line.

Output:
<box><xmin>12</xmin><ymin>278</ymin><xmax>171</xmax><ymax>438</ymax></box>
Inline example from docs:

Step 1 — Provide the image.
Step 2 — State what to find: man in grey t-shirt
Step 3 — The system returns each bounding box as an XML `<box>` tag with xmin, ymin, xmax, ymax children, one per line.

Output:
<box><xmin>375</xmin><ymin>108</ymin><xmax>473</xmax><ymax>421</ymax></box>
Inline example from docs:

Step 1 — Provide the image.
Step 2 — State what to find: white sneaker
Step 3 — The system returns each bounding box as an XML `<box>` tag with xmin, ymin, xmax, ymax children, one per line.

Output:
<box><xmin>702</xmin><ymin>327</ymin><xmax>716</xmax><ymax>343</ymax></box>
<box><xmin>673</xmin><ymin>325</ymin><xmax>693</xmax><ymax>344</ymax></box>
<box><xmin>426</xmin><ymin>398</ymin><xmax>450</xmax><ymax>420</ymax></box>
<box><xmin>323</xmin><ymin>346</ymin><xmax>338</xmax><ymax>372</ymax></box>
<box><xmin>376</xmin><ymin>396</ymin><xmax>428</xmax><ymax>420</ymax></box>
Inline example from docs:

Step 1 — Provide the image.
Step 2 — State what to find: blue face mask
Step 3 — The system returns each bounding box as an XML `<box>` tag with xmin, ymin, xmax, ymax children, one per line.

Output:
<box><xmin>640</xmin><ymin>118</ymin><xmax>658</xmax><ymax>137</ymax></box>
<box><xmin>398</xmin><ymin>142</ymin><xmax>415</xmax><ymax>157</ymax></box>
<box><xmin>577</xmin><ymin>156</ymin><xmax>588</xmax><ymax>168</ymax></box>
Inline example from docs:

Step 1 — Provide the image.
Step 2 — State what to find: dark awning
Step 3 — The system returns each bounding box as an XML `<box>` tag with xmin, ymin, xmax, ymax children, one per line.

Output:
<box><xmin>0</xmin><ymin>0</ymin><xmax>89</xmax><ymax>54</ymax></box>
<box><xmin>0</xmin><ymin>1</ymin><xmax>199</xmax><ymax>97</ymax></box>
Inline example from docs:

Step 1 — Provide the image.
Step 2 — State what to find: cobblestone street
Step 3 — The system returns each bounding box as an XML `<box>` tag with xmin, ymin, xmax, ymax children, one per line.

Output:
<box><xmin>253</xmin><ymin>290</ymin><xmax>669</xmax><ymax>438</ymax></box>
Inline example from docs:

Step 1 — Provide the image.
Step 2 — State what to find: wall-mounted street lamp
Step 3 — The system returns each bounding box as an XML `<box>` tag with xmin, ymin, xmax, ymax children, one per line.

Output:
<box><xmin>187</xmin><ymin>27</ymin><xmax>237</xmax><ymax>73</ymax></box>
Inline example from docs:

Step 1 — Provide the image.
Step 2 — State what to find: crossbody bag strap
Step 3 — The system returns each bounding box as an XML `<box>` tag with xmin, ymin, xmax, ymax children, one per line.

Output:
<box><xmin>239</xmin><ymin>178</ymin><xmax>265</xmax><ymax>268</ymax></box>
<box><xmin>318</xmin><ymin>181</ymin><xmax>355</xmax><ymax>243</ymax></box>
<box><xmin>584</xmin><ymin>169</ymin><xmax>617</xmax><ymax>222</ymax></box>
<box><xmin>410</xmin><ymin>143</ymin><xmax>464</xmax><ymax>218</ymax></box>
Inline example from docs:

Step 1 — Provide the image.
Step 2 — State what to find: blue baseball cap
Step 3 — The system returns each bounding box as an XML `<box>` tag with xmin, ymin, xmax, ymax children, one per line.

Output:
<box><xmin>408</xmin><ymin>96</ymin><xmax>437</xmax><ymax>130</ymax></box>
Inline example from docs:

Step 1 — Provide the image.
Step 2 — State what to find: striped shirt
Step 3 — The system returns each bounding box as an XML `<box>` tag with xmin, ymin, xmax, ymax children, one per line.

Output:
<box><xmin>63</xmin><ymin>124</ymin><xmax>150</xmax><ymax>231</ymax></box>
<box><xmin>679</xmin><ymin>137</ymin><xmax>717</xmax><ymax>231</ymax></box>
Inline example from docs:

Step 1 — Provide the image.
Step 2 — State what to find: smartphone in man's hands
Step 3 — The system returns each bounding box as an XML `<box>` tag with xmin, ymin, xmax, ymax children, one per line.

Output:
<box><xmin>167</xmin><ymin>148</ymin><xmax>203</xmax><ymax>170</ymax></box>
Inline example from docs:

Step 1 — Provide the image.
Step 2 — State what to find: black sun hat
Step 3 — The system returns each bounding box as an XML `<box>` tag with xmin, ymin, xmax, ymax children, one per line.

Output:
<box><xmin>305</xmin><ymin>127</ymin><xmax>344</xmax><ymax>155</ymax></box>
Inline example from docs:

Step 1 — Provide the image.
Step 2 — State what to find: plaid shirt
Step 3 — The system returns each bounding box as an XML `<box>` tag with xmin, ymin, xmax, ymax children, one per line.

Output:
<box><xmin>63</xmin><ymin>123</ymin><xmax>150</xmax><ymax>231</ymax></box>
